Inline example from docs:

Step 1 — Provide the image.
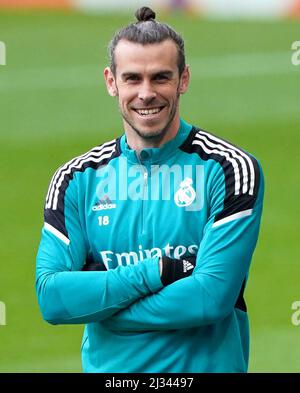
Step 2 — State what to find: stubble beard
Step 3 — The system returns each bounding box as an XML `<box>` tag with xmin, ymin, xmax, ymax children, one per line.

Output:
<box><xmin>120</xmin><ymin>92</ymin><xmax>180</xmax><ymax>143</ymax></box>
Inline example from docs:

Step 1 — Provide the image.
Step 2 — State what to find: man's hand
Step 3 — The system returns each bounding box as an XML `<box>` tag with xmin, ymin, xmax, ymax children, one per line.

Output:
<box><xmin>160</xmin><ymin>256</ymin><xmax>196</xmax><ymax>286</ymax></box>
<box><xmin>82</xmin><ymin>256</ymin><xmax>197</xmax><ymax>287</ymax></box>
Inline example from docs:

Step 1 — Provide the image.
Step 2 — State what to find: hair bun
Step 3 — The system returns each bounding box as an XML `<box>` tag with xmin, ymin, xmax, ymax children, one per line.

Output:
<box><xmin>135</xmin><ymin>7</ymin><xmax>156</xmax><ymax>22</ymax></box>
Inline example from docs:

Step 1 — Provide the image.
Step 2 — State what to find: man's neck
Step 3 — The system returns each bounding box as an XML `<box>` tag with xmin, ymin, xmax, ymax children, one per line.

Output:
<box><xmin>124</xmin><ymin>117</ymin><xmax>180</xmax><ymax>152</ymax></box>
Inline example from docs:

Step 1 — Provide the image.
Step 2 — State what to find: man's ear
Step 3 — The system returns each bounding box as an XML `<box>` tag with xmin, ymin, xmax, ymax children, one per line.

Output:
<box><xmin>104</xmin><ymin>67</ymin><xmax>118</xmax><ymax>97</ymax></box>
<box><xmin>178</xmin><ymin>65</ymin><xmax>190</xmax><ymax>94</ymax></box>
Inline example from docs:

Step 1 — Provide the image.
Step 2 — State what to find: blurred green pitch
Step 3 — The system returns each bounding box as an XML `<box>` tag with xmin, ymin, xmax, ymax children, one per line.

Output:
<box><xmin>0</xmin><ymin>10</ymin><xmax>300</xmax><ymax>372</ymax></box>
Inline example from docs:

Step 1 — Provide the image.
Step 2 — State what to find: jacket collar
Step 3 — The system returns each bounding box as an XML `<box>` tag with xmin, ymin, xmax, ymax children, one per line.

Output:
<box><xmin>120</xmin><ymin>118</ymin><xmax>193</xmax><ymax>164</ymax></box>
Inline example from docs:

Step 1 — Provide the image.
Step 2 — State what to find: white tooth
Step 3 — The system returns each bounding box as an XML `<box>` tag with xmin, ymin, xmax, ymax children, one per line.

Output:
<box><xmin>137</xmin><ymin>107</ymin><xmax>161</xmax><ymax>115</ymax></box>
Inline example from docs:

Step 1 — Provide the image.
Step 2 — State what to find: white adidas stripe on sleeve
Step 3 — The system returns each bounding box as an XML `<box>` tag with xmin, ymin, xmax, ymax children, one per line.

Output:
<box><xmin>199</xmin><ymin>130</ymin><xmax>256</xmax><ymax>195</ymax></box>
<box><xmin>46</xmin><ymin>140</ymin><xmax>116</xmax><ymax>209</ymax></box>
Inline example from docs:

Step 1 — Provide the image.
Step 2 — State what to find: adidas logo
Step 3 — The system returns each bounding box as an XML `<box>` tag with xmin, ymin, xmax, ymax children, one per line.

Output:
<box><xmin>183</xmin><ymin>260</ymin><xmax>194</xmax><ymax>273</ymax></box>
<box><xmin>92</xmin><ymin>196</ymin><xmax>117</xmax><ymax>211</ymax></box>
<box><xmin>92</xmin><ymin>203</ymin><xmax>116</xmax><ymax>211</ymax></box>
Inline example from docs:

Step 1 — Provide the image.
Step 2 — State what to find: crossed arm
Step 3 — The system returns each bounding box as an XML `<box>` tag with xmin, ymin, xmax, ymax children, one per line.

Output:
<box><xmin>36</xmin><ymin>163</ymin><xmax>264</xmax><ymax>329</ymax></box>
<box><xmin>102</xmin><ymin>204</ymin><xmax>263</xmax><ymax>331</ymax></box>
<box><xmin>103</xmin><ymin>163</ymin><xmax>264</xmax><ymax>331</ymax></box>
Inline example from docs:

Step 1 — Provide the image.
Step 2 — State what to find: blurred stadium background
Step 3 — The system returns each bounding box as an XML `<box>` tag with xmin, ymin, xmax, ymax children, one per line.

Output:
<box><xmin>0</xmin><ymin>0</ymin><xmax>300</xmax><ymax>372</ymax></box>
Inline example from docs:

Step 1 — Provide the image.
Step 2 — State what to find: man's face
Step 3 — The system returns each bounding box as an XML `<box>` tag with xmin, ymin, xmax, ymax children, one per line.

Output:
<box><xmin>104</xmin><ymin>39</ymin><xmax>189</xmax><ymax>141</ymax></box>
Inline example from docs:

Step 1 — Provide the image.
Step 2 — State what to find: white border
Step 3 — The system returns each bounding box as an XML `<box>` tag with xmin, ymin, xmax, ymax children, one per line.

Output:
<box><xmin>212</xmin><ymin>209</ymin><xmax>253</xmax><ymax>228</ymax></box>
<box><xmin>44</xmin><ymin>223</ymin><xmax>70</xmax><ymax>245</ymax></box>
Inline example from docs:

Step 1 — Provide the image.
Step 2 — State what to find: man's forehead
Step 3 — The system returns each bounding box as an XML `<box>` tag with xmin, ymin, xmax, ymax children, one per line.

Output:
<box><xmin>114</xmin><ymin>39</ymin><xmax>178</xmax><ymax>71</ymax></box>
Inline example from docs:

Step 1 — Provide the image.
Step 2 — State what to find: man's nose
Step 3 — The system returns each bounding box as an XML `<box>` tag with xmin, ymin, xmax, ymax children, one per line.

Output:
<box><xmin>138</xmin><ymin>81</ymin><xmax>157</xmax><ymax>103</ymax></box>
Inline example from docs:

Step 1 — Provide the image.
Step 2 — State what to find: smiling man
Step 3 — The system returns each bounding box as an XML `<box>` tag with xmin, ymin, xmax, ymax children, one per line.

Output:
<box><xmin>104</xmin><ymin>37</ymin><xmax>189</xmax><ymax>150</ymax></box>
<box><xmin>36</xmin><ymin>7</ymin><xmax>264</xmax><ymax>373</ymax></box>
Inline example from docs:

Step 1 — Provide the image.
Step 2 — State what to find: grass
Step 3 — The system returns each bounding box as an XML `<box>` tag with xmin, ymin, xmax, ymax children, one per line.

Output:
<box><xmin>0</xmin><ymin>10</ymin><xmax>299</xmax><ymax>372</ymax></box>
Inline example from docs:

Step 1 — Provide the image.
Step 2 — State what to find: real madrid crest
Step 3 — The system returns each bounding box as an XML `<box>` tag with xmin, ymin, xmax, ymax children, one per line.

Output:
<box><xmin>174</xmin><ymin>177</ymin><xmax>196</xmax><ymax>207</ymax></box>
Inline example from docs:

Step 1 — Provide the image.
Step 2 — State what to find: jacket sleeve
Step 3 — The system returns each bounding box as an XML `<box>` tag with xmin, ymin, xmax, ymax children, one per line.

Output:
<box><xmin>36</xmin><ymin>170</ymin><xmax>163</xmax><ymax>325</ymax></box>
<box><xmin>103</xmin><ymin>159</ymin><xmax>264</xmax><ymax>331</ymax></box>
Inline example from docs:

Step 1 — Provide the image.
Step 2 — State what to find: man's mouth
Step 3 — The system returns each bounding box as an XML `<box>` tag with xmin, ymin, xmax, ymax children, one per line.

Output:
<box><xmin>132</xmin><ymin>106</ymin><xmax>165</xmax><ymax>116</ymax></box>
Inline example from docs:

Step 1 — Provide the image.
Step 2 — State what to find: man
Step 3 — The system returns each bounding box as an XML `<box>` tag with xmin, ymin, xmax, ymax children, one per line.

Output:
<box><xmin>36</xmin><ymin>7</ymin><xmax>264</xmax><ymax>372</ymax></box>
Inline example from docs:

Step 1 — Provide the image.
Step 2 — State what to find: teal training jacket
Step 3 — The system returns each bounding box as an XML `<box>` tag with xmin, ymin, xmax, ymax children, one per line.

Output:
<box><xmin>36</xmin><ymin>119</ymin><xmax>264</xmax><ymax>372</ymax></box>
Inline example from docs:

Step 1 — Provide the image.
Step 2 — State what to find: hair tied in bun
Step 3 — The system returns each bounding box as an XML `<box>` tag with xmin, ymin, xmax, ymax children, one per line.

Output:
<box><xmin>135</xmin><ymin>7</ymin><xmax>156</xmax><ymax>22</ymax></box>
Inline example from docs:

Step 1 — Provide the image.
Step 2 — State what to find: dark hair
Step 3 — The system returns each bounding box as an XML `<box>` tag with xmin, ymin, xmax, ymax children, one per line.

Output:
<box><xmin>108</xmin><ymin>6</ymin><xmax>185</xmax><ymax>76</ymax></box>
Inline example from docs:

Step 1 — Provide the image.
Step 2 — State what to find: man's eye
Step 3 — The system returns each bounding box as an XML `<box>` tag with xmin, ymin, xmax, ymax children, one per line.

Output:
<box><xmin>126</xmin><ymin>76</ymin><xmax>139</xmax><ymax>82</ymax></box>
<box><xmin>155</xmin><ymin>75</ymin><xmax>169</xmax><ymax>82</ymax></box>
